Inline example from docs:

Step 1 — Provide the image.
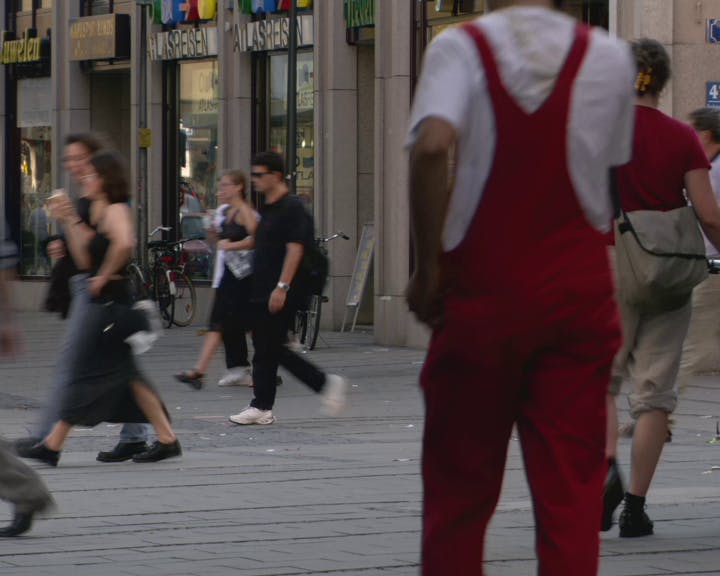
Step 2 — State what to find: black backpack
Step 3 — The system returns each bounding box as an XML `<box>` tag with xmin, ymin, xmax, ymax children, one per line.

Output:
<box><xmin>295</xmin><ymin>204</ymin><xmax>329</xmax><ymax>299</ymax></box>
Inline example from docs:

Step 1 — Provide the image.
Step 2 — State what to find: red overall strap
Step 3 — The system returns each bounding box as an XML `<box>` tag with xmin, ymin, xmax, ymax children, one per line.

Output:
<box><xmin>462</xmin><ymin>21</ymin><xmax>589</xmax><ymax>119</ymax></box>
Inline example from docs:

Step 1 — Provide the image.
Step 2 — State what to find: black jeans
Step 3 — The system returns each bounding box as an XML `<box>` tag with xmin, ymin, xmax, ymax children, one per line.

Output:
<box><xmin>250</xmin><ymin>301</ymin><xmax>326</xmax><ymax>410</ymax></box>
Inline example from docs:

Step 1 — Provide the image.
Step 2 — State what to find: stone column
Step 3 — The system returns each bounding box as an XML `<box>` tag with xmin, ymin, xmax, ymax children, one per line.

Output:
<box><xmin>221</xmin><ymin>4</ymin><xmax>252</xmax><ymax>171</ymax></box>
<box><xmin>374</xmin><ymin>0</ymin><xmax>428</xmax><ymax>347</ymax></box>
<box><xmin>147</xmin><ymin>14</ymin><xmax>164</xmax><ymax>229</ymax></box>
<box><xmin>53</xmin><ymin>1</ymin><xmax>91</xmax><ymax>192</ymax></box>
<box><xmin>315</xmin><ymin>3</ymin><xmax>358</xmax><ymax>329</ymax></box>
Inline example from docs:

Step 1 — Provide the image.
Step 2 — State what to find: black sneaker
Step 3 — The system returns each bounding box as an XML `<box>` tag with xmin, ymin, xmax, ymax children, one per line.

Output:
<box><xmin>96</xmin><ymin>441</ymin><xmax>149</xmax><ymax>463</ymax></box>
<box><xmin>618</xmin><ymin>504</ymin><xmax>654</xmax><ymax>537</ymax></box>
<box><xmin>602</xmin><ymin>459</ymin><xmax>625</xmax><ymax>531</ymax></box>
<box><xmin>132</xmin><ymin>440</ymin><xmax>182</xmax><ymax>463</ymax></box>
<box><xmin>17</xmin><ymin>443</ymin><xmax>60</xmax><ymax>467</ymax></box>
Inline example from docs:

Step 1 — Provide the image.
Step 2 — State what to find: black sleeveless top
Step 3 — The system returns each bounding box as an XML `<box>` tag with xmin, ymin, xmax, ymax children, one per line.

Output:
<box><xmin>220</xmin><ymin>207</ymin><xmax>250</xmax><ymax>242</ymax></box>
<box><xmin>88</xmin><ymin>231</ymin><xmax>131</xmax><ymax>302</ymax></box>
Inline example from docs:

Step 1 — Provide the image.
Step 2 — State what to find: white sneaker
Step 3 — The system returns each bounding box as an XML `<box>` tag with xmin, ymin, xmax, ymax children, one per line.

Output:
<box><xmin>228</xmin><ymin>406</ymin><xmax>275</xmax><ymax>425</ymax></box>
<box><xmin>287</xmin><ymin>334</ymin><xmax>303</xmax><ymax>353</ymax></box>
<box><xmin>218</xmin><ymin>367</ymin><xmax>253</xmax><ymax>387</ymax></box>
<box><xmin>321</xmin><ymin>374</ymin><xmax>348</xmax><ymax>416</ymax></box>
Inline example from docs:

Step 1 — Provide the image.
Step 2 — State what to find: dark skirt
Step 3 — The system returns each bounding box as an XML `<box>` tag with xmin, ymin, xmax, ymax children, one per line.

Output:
<box><xmin>208</xmin><ymin>267</ymin><xmax>252</xmax><ymax>333</ymax></box>
<box><xmin>58</xmin><ymin>297</ymin><xmax>165</xmax><ymax>427</ymax></box>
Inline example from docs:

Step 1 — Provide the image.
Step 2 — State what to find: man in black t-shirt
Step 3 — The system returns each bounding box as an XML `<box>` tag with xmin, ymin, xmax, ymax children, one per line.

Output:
<box><xmin>228</xmin><ymin>151</ymin><xmax>348</xmax><ymax>425</ymax></box>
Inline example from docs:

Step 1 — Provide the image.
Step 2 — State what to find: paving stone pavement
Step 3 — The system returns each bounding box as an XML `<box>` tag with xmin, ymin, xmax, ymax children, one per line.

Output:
<box><xmin>0</xmin><ymin>311</ymin><xmax>719</xmax><ymax>575</ymax></box>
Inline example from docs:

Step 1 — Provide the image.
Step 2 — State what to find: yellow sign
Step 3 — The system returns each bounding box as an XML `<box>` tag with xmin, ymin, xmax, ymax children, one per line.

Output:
<box><xmin>1</xmin><ymin>37</ymin><xmax>42</xmax><ymax>64</ymax></box>
<box><xmin>139</xmin><ymin>128</ymin><xmax>153</xmax><ymax>149</ymax></box>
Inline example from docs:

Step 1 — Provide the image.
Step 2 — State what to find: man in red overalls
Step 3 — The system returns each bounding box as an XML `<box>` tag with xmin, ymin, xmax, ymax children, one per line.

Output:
<box><xmin>406</xmin><ymin>1</ymin><xmax>635</xmax><ymax>574</ymax></box>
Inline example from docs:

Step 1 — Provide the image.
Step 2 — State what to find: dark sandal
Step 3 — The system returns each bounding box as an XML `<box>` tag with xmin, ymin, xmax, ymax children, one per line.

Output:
<box><xmin>174</xmin><ymin>370</ymin><xmax>204</xmax><ymax>390</ymax></box>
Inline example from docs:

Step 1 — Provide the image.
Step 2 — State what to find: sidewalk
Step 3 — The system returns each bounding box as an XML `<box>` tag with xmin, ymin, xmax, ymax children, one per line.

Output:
<box><xmin>0</xmin><ymin>311</ymin><xmax>719</xmax><ymax>575</ymax></box>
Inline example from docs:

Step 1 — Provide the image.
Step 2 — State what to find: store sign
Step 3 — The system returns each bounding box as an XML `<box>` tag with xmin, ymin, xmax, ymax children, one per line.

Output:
<box><xmin>149</xmin><ymin>26</ymin><xmax>218</xmax><ymax>60</ymax></box>
<box><xmin>345</xmin><ymin>0</ymin><xmax>374</xmax><ymax>28</ymax></box>
<box><xmin>69</xmin><ymin>14</ymin><xmax>131</xmax><ymax>61</ymax></box>
<box><xmin>708</xmin><ymin>19</ymin><xmax>720</xmax><ymax>43</ymax></box>
<box><xmin>0</xmin><ymin>35</ymin><xmax>46</xmax><ymax>64</ymax></box>
<box><xmin>233</xmin><ymin>14</ymin><xmax>313</xmax><ymax>52</ymax></box>
<box><xmin>707</xmin><ymin>82</ymin><xmax>720</xmax><ymax>108</ymax></box>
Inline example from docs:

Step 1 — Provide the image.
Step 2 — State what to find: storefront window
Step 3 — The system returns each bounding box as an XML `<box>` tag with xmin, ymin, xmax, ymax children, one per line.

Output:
<box><xmin>18</xmin><ymin>78</ymin><xmax>52</xmax><ymax>277</ymax></box>
<box><xmin>269</xmin><ymin>50</ymin><xmax>315</xmax><ymax>203</ymax></box>
<box><xmin>178</xmin><ymin>60</ymin><xmax>219</xmax><ymax>280</ymax></box>
<box><xmin>564</xmin><ymin>0</ymin><xmax>609</xmax><ymax>29</ymax></box>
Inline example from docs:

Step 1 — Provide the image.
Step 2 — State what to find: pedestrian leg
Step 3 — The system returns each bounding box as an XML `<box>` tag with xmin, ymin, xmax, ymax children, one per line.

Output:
<box><xmin>420</xmin><ymin>319</ymin><xmax>519</xmax><ymax>575</ymax></box>
<box><xmin>518</xmin><ymin>330</ymin><xmax>616</xmax><ymax>576</ymax></box>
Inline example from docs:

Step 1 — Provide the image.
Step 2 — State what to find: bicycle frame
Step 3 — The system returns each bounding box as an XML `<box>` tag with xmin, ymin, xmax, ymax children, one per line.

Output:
<box><xmin>293</xmin><ymin>231</ymin><xmax>349</xmax><ymax>350</ymax></box>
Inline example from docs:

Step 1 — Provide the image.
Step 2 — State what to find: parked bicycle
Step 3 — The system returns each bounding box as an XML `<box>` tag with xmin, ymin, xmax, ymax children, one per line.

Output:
<box><xmin>127</xmin><ymin>226</ymin><xmax>197</xmax><ymax>328</ymax></box>
<box><xmin>293</xmin><ymin>231</ymin><xmax>349</xmax><ymax>351</ymax></box>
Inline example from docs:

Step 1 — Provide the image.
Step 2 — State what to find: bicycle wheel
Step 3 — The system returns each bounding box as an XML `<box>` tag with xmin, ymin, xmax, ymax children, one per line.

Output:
<box><xmin>294</xmin><ymin>308</ymin><xmax>308</xmax><ymax>346</ymax></box>
<box><xmin>126</xmin><ymin>262</ymin><xmax>148</xmax><ymax>301</ymax></box>
<box><xmin>172</xmin><ymin>270</ymin><xmax>196</xmax><ymax>327</ymax></box>
<box><xmin>305</xmin><ymin>294</ymin><xmax>322</xmax><ymax>350</ymax></box>
<box><xmin>154</xmin><ymin>266</ymin><xmax>175</xmax><ymax>329</ymax></box>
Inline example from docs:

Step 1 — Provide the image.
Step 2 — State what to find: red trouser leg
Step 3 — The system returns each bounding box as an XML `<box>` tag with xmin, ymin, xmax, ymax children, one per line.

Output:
<box><xmin>517</xmin><ymin>332</ymin><xmax>614</xmax><ymax>576</ymax></box>
<box><xmin>420</xmin><ymin>317</ymin><xmax>524</xmax><ymax>576</ymax></box>
<box><xmin>420</xmin><ymin>294</ymin><xmax>618</xmax><ymax>576</ymax></box>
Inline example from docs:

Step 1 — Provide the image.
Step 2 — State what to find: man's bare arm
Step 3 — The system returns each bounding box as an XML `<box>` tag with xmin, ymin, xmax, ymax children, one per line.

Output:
<box><xmin>406</xmin><ymin>117</ymin><xmax>456</xmax><ymax>327</ymax></box>
<box><xmin>268</xmin><ymin>242</ymin><xmax>304</xmax><ymax>314</ymax></box>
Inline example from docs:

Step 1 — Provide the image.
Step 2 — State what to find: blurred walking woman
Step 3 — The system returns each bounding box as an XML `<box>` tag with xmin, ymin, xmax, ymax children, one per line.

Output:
<box><xmin>605</xmin><ymin>38</ymin><xmax>720</xmax><ymax>537</ymax></box>
<box><xmin>21</xmin><ymin>150</ymin><xmax>181</xmax><ymax>466</ymax></box>
<box><xmin>175</xmin><ymin>169</ymin><xmax>257</xmax><ymax>388</ymax></box>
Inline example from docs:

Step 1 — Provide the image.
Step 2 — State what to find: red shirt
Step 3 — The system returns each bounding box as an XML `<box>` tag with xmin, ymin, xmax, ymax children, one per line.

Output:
<box><xmin>617</xmin><ymin>106</ymin><xmax>709</xmax><ymax>212</ymax></box>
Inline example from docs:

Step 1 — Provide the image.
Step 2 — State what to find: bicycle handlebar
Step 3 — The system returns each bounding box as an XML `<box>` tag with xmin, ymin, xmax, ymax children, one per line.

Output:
<box><xmin>321</xmin><ymin>231</ymin><xmax>350</xmax><ymax>243</ymax></box>
<box><xmin>149</xmin><ymin>226</ymin><xmax>172</xmax><ymax>238</ymax></box>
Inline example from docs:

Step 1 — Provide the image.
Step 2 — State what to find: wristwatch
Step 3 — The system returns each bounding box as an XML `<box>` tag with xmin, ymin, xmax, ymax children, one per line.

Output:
<box><xmin>277</xmin><ymin>281</ymin><xmax>290</xmax><ymax>292</ymax></box>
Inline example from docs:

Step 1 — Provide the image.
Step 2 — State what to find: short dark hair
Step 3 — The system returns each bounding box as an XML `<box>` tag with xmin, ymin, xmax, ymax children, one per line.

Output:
<box><xmin>690</xmin><ymin>108</ymin><xmax>720</xmax><ymax>143</ymax></box>
<box><xmin>251</xmin><ymin>151</ymin><xmax>285</xmax><ymax>176</ymax></box>
<box><xmin>631</xmin><ymin>38</ymin><xmax>671</xmax><ymax>97</ymax></box>
<box><xmin>90</xmin><ymin>150</ymin><xmax>130</xmax><ymax>204</ymax></box>
<box><xmin>63</xmin><ymin>132</ymin><xmax>104</xmax><ymax>155</ymax></box>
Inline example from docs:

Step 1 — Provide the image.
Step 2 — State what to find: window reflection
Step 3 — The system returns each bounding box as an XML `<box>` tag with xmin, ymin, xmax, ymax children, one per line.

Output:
<box><xmin>20</xmin><ymin>127</ymin><xmax>52</xmax><ymax>276</ymax></box>
<box><xmin>269</xmin><ymin>51</ymin><xmax>315</xmax><ymax>204</ymax></box>
<box><xmin>179</xmin><ymin>60</ymin><xmax>219</xmax><ymax>280</ymax></box>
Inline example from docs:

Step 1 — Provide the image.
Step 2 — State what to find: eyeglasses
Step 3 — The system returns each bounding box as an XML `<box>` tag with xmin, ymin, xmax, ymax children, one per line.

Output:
<box><xmin>251</xmin><ymin>171</ymin><xmax>270</xmax><ymax>178</ymax></box>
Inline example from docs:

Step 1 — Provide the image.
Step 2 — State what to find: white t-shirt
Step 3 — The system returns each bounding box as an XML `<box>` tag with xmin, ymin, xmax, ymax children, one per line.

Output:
<box><xmin>703</xmin><ymin>155</ymin><xmax>720</xmax><ymax>256</ymax></box>
<box><xmin>407</xmin><ymin>6</ymin><xmax>636</xmax><ymax>251</ymax></box>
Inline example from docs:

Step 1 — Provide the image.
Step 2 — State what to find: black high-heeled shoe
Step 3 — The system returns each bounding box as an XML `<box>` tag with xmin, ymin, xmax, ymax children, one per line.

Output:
<box><xmin>174</xmin><ymin>370</ymin><xmax>204</xmax><ymax>390</ymax></box>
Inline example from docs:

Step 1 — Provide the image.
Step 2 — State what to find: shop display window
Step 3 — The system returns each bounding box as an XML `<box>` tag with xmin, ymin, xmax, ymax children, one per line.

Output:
<box><xmin>17</xmin><ymin>77</ymin><xmax>52</xmax><ymax>277</ymax></box>
<box><xmin>268</xmin><ymin>50</ymin><xmax>315</xmax><ymax>204</ymax></box>
<box><xmin>178</xmin><ymin>59</ymin><xmax>219</xmax><ymax>280</ymax></box>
